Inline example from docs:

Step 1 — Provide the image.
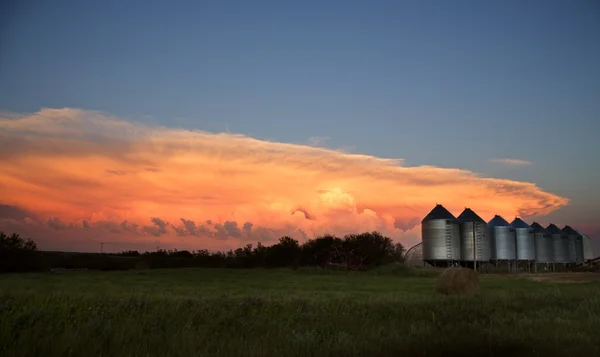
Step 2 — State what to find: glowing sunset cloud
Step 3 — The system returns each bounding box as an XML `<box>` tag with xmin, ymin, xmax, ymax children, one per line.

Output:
<box><xmin>0</xmin><ymin>108</ymin><xmax>569</xmax><ymax>252</ymax></box>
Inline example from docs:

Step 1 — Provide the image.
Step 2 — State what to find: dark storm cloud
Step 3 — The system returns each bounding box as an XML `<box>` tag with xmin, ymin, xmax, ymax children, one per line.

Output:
<box><xmin>45</xmin><ymin>217</ymin><xmax>69</xmax><ymax>230</ymax></box>
<box><xmin>214</xmin><ymin>220</ymin><xmax>242</xmax><ymax>239</ymax></box>
<box><xmin>0</xmin><ymin>203</ymin><xmax>33</xmax><ymax>221</ymax></box>
<box><xmin>180</xmin><ymin>218</ymin><xmax>197</xmax><ymax>234</ymax></box>
<box><xmin>172</xmin><ymin>218</ymin><xmax>213</xmax><ymax>236</ymax></box>
<box><xmin>120</xmin><ymin>220</ymin><xmax>140</xmax><ymax>234</ymax></box>
<box><xmin>394</xmin><ymin>217</ymin><xmax>421</xmax><ymax>232</ymax></box>
<box><xmin>143</xmin><ymin>217</ymin><xmax>169</xmax><ymax>237</ymax></box>
<box><xmin>243</xmin><ymin>222</ymin><xmax>253</xmax><ymax>234</ymax></box>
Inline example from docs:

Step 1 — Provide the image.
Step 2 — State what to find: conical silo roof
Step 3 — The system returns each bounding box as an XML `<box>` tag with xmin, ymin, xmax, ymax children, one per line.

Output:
<box><xmin>510</xmin><ymin>218</ymin><xmax>531</xmax><ymax>229</ymax></box>
<box><xmin>562</xmin><ymin>225</ymin><xmax>580</xmax><ymax>236</ymax></box>
<box><xmin>488</xmin><ymin>215</ymin><xmax>510</xmax><ymax>227</ymax></box>
<box><xmin>421</xmin><ymin>204</ymin><xmax>457</xmax><ymax>223</ymax></box>
<box><xmin>457</xmin><ymin>208</ymin><xmax>486</xmax><ymax>224</ymax></box>
<box><xmin>546</xmin><ymin>224</ymin><xmax>562</xmax><ymax>234</ymax></box>
<box><xmin>530</xmin><ymin>222</ymin><xmax>548</xmax><ymax>234</ymax></box>
<box><xmin>575</xmin><ymin>229</ymin><xmax>589</xmax><ymax>239</ymax></box>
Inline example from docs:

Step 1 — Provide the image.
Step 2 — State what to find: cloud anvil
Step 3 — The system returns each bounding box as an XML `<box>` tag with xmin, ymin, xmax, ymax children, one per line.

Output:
<box><xmin>0</xmin><ymin>109</ymin><xmax>568</xmax><ymax>252</ymax></box>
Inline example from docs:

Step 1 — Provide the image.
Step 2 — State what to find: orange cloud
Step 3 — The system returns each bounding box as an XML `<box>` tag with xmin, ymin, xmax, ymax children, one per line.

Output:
<box><xmin>0</xmin><ymin>108</ymin><xmax>569</xmax><ymax>252</ymax></box>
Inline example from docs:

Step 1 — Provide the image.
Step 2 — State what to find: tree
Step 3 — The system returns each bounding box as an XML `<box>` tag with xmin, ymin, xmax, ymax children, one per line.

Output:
<box><xmin>388</xmin><ymin>242</ymin><xmax>405</xmax><ymax>263</ymax></box>
<box><xmin>232</xmin><ymin>244</ymin><xmax>254</xmax><ymax>268</ymax></box>
<box><xmin>265</xmin><ymin>236</ymin><xmax>301</xmax><ymax>268</ymax></box>
<box><xmin>342</xmin><ymin>231</ymin><xmax>400</xmax><ymax>268</ymax></box>
<box><xmin>117</xmin><ymin>250</ymin><xmax>141</xmax><ymax>257</ymax></box>
<box><xmin>0</xmin><ymin>231</ymin><xmax>41</xmax><ymax>272</ymax></box>
<box><xmin>0</xmin><ymin>231</ymin><xmax>37</xmax><ymax>252</ymax></box>
<box><xmin>300</xmin><ymin>234</ymin><xmax>343</xmax><ymax>267</ymax></box>
<box><xmin>252</xmin><ymin>242</ymin><xmax>268</xmax><ymax>267</ymax></box>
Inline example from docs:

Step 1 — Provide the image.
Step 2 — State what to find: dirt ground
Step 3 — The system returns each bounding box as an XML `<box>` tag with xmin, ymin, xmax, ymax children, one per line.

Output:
<box><xmin>514</xmin><ymin>272</ymin><xmax>600</xmax><ymax>283</ymax></box>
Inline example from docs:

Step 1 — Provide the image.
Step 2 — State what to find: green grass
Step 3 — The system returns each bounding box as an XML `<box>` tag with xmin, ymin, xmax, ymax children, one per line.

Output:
<box><xmin>1</xmin><ymin>268</ymin><xmax>600</xmax><ymax>357</ymax></box>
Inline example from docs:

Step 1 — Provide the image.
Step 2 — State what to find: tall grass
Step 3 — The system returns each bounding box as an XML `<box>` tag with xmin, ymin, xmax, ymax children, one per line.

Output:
<box><xmin>1</xmin><ymin>268</ymin><xmax>600</xmax><ymax>356</ymax></box>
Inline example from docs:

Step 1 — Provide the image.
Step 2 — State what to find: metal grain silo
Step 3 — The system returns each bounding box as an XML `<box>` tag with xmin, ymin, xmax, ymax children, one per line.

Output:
<box><xmin>421</xmin><ymin>204</ymin><xmax>460</xmax><ymax>265</ymax></box>
<box><xmin>530</xmin><ymin>222</ymin><xmax>553</xmax><ymax>263</ymax></box>
<box><xmin>563</xmin><ymin>226</ymin><xmax>584</xmax><ymax>265</ymax></box>
<box><xmin>576</xmin><ymin>230</ymin><xmax>595</xmax><ymax>262</ymax></box>
<box><xmin>575</xmin><ymin>234</ymin><xmax>584</xmax><ymax>264</ymax></box>
<box><xmin>558</xmin><ymin>226</ymin><xmax>577</xmax><ymax>264</ymax></box>
<box><xmin>510</xmin><ymin>218</ymin><xmax>535</xmax><ymax>261</ymax></box>
<box><xmin>488</xmin><ymin>215</ymin><xmax>516</xmax><ymax>260</ymax></box>
<box><xmin>457</xmin><ymin>208</ymin><xmax>491</xmax><ymax>262</ymax></box>
<box><xmin>546</xmin><ymin>224</ymin><xmax>568</xmax><ymax>264</ymax></box>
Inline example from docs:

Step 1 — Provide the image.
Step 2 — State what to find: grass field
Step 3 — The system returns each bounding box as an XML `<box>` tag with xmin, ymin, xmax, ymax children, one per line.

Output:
<box><xmin>1</xmin><ymin>267</ymin><xmax>600</xmax><ymax>357</ymax></box>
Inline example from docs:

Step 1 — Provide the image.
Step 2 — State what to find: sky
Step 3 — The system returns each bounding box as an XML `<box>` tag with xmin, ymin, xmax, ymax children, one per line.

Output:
<box><xmin>0</xmin><ymin>0</ymin><xmax>599</xmax><ymax>254</ymax></box>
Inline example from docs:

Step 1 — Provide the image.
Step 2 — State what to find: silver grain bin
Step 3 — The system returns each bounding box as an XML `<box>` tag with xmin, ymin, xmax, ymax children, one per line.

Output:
<box><xmin>457</xmin><ymin>208</ymin><xmax>491</xmax><ymax>261</ymax></box>
<box><xmin>575</xmin><ymin>235</ymin><xmax>584</xmax><ymax>264</ymax></box>
<box><xmin>576</xmin><ymin>230</ymin><xmax>595</xmax><ymax>262</ymax></box>
<box><xmin>563</xmin><ymin>226</ymin><xmax>584</xmax><ymax>264</ymax></box>
<box><xmin>511</xmin><ymin>218</ymin><xmax>535</xmax><ymax>261</ymax></box>
<box><xmin>560</xmin><ymin>226</ymin><xmax>578</xmax><ymax>264</ymax></box>
<box><xmin>421</xmin><ymin>204</ymin><xmax>460</xmax><ymax>264</ymax></box>
<box><xmin>546</xmin><ymin>224</ymin><xmax>568</xmax><ymax>263</ymax></box>
<box><xmin>530</xmin><ymin>222</ymin><xmax>553</xmax><ymax>263</ymax></box>
<box><xmin>488</xmin><ymin>215</ymin><xmax>516</xmax><ymax>260</ymax></box>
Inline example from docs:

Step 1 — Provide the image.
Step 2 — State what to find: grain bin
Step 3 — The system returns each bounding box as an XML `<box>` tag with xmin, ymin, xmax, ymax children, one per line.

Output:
<box><xmin>457</xmin><ymin>208</ymin><xmax>491</xmax><ymax>262</ymax></box>
<box><xmin>563</xmin><ymin>226</ymin><xmax>584</xmax><ymax>265</ymax></box>
<box><xmin>488</xmin><ymin>215</ymin><xmax>516</xmax><ymax>260</ymax></box>
<box><xmin>546</xmin><ymin>224</ymin><xmax>568</xmax><ymax>264</ymax></box>
<box><xmin>510</xmin><ymin>218</ymin><xmax>535</xmax><ymax>261</ymax></box>
<box><xmin>421</xmin><ymin>204</ymin><xmax>460</xmax><ymax>265</ymax></box>
<box><xmin>575</xmin><ymin>234</ymin><xmax>584</xmax><ymax>264</ymax></box>
<box><xmin>576</xmin><ymin>230</ymin><xmax>595</xmax><ymax>262</ymax></box>
<box><xmin>530</xmin><ymin>222</ymin><xmax>553</xmax><ymax>263</ymax></box>
<box><xmin>560</xmin><ymin>226</ymin><xmax>577</xmax><ymax>264</ymax></box>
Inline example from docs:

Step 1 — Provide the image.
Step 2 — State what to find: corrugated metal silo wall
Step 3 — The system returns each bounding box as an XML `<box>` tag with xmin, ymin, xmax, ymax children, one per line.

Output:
<box><xmin>515</xmin><ymin>228</ymin><xmax>535</xmax><ymax>260</ymax></box>
<box><xmin>582</xmin><ymin>236</ymin><xmax>594</xmax><ymax>261</ymax></box>
<box><xmin>552</xmin><ymin>233</ymin><xmax>567</xmax><ymax>263</ymax></box>
<box><xmin>422</xmin><ymin>219</ymin><xmax>460</xmax><ymax>261</ymax></box>
<box><xmin>566</xmin><ymin>234</ymin><xmax>577</xmax><ymax>263</ymax></box>
<box><xmin>533</xmin><ymin>232</ymin><xmax>552</xmax><ymax>263</ymax></box>
<box><xmin>574</xmin><ymin>236</ymin><xmax>584</xmax><ymax>264</ymax></box>
<box><xmin>491</xmin><ymin>226</ymin><xmax>516</xmax><ymax>260</ymax></box>
<box><xmin>459</xmin><ymin>221</ymin><xmax>491</xmax><ymax>261</ymax></box>
<box><xmin>546</xmin><ymin>234</ymin><xmax>555</xmax><ymax>263</ymax></box>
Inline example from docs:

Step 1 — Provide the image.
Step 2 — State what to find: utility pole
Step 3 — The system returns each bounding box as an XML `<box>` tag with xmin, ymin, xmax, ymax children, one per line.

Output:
<box><xmin>472</xmin><ymin>222</ymin><xmax>477</xmax><ymax>271</ymax></box>
<box><xmin>100</xmin><ymin>242</ymin><xmax>104</xmax><ymax>254</ymax></box>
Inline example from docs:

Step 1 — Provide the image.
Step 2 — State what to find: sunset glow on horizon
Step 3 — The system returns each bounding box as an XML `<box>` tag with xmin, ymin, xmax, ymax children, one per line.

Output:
<box><xmin>0</xmin><ymin>108</ymin><xmax>570</xmax><ymax>253</ymax></box>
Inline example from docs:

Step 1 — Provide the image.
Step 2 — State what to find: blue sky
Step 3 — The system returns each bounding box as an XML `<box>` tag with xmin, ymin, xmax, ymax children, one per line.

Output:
<box><xmin>1</xmin><ymin>0</ymin><xmax>599</xmax><ymax>233</ymax></box>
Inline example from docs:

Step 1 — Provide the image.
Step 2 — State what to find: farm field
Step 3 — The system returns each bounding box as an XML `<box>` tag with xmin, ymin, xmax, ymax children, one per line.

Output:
<box><xmin>1</xmin><ymin>267</ymin><xmax>600</xmax><ymax>357</ymax></box>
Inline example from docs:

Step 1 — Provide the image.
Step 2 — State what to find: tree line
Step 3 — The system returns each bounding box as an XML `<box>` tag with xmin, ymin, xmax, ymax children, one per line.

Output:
<box><xmin>0</xmin><ymin>230</ymin><xmax>405</xmax><ymax>273</ymax></box>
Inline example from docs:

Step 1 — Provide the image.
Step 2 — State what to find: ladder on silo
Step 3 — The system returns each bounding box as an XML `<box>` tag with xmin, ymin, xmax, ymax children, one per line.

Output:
<box><xmin>475</xmin><ymin>224</ymin><xmax>482</xmax><ymax>260</ymax></box>
<box><xmin>446</xmin><ymin>226</ymin><xmax>453</xmax><ymax>260</ymax></box>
